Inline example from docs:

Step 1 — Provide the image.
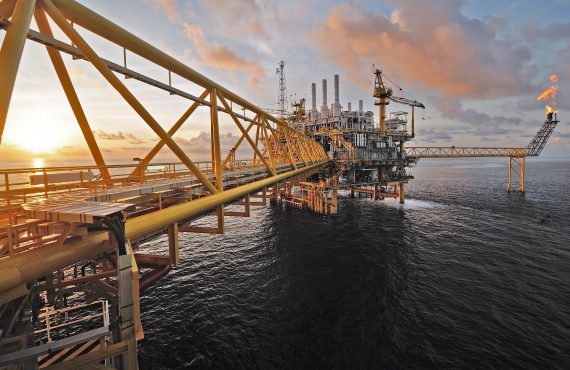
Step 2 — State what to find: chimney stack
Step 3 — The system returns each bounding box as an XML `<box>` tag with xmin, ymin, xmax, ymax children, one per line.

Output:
<box><xmin>321</xmin><ymin>79</ymin><xmax>329</xmax><ymax>116</ymax></box>
<box><xmin>334</xmin><ymin>74</ymin><xmax>340</xmax><ymax>103</ymax></box>
<box><xmin>310</xmin><ymin>83</ymin><xmax>319</xmax><ymax>121</ymax></box>
<box><xmin>311</xmin><ymin>83</ymin><xmax>317</xmax><ymax>110</ymax></box>
<box><xmin>333</xmin><ymin>74</ymin><xmax>342</xmax><ymax>117</ymax></box>
<box><xmin>348</xmin><ymin>102</ymin><xmax>352</xmax><ymax>112</ymax></box>
<box><xmin>359</xmin><ymin>100</ymin><xmax>363</xmax><ymax>112</ymax></box>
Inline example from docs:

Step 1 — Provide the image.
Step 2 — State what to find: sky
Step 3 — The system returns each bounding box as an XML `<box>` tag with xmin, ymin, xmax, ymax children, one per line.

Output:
<box><xmin>1</xmin><ymin>0</ymin><xmax>569</xmax><ymax>165</ymax></box>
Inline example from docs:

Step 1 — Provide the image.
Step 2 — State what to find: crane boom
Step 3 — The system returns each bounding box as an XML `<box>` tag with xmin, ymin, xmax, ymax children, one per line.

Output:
<box><xmin>388</xmin><ymin>95</ymin><xmax>425</xmax><ymax>109</ymax></box>
<box><xmin>373</xmin><ymin>68</ymin><xmax>425</xmax><ymax>133</ymax></box>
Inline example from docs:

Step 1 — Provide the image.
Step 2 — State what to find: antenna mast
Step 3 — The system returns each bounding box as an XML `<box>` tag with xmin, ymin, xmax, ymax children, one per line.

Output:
<box><xmin>276</xmin><ymin>60</ymin><xmax>287</xmax><ymax>118</ymax></box>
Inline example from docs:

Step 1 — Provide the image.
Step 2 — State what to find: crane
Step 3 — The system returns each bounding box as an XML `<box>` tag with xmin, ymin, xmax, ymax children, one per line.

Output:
<box><xmin>373</xmin><ymin>68</ymin><xmax>425</xmax><ymax>136</ymax></box>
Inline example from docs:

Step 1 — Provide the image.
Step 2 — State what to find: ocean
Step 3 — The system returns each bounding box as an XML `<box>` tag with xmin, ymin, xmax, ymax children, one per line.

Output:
<box><xmin>135</xmin><ymin>158</ymin><xmax>570</xmax><ymax>369</ymax></box>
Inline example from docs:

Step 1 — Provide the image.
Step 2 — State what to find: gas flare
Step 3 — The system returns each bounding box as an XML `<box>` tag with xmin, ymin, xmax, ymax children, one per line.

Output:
<box><xmin>537</xmin><ymin>86</ymin><xmax>557</xmax><ymax>101</ymax></box>
<box><xmin>537</xmin><ymin>74</ymin><xmax>559</xmax><ymax>114</ymax></box>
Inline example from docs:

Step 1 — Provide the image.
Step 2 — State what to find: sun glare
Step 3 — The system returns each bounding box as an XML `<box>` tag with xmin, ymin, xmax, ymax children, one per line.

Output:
<box><xmin>5</xmin><ymin>120</ymin><xmax>69</xmax><ymax>154</ymax></box>
<box><xmin>33</xmin><ymin>158</ymin><xmax>45</xmax><ymax>168</ymax></box>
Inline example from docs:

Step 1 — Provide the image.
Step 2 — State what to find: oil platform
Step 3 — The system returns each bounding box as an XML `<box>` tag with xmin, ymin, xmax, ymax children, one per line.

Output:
<box><xmin>0</xmin><ymin>1</ymin><xmax>560</xmax><ymax>369</ymax></box>
<box><xmin>285</xmin><ymin>70</ymin><xmax>425</xmax><ymax>207</ymax></box>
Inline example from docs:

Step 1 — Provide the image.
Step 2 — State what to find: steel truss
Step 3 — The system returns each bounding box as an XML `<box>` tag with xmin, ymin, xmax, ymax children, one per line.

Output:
<box><xmin>0</xmin><ymin>1</ymin><xmax>328</xmax><ymax>368</ymax></box>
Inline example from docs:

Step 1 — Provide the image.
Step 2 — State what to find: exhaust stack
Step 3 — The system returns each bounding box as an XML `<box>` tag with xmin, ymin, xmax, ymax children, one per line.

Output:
<box><xmin>333</xmin><ymin>74</ymin><xmax>342</xmax><ymax>117</ymax></box>
<box><xmin>321</xmin><ymin>79</ymin><xmax>329</xmax><ymax>117</ymax></box>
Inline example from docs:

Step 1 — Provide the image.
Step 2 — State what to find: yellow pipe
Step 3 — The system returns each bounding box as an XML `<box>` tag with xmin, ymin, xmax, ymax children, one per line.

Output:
<box><xmin>0</xmin><ymin>0</ymin><xmax>36</xmax><ymax>144</ymax></box>
<box><xmin>34</xmin><ymin>8</ymin><xmax>111</xmax><ymax>181</ymax></box>
<box><xmin>126</xmin><ymin>161</ymin><xmax>327</xmax><ymax>240</ymax></box>
<box><xmin>42</xmin><ymin>0</ymin><xmax>219</xmax><ymax>195</ymax></box>
<box><xmin>260</xmin><ymin>115</ymin><xmax>276</xmax><ymax>169</ymax></box>
<box><xmin>0</xmin><ymin>231</ymin><xmax>112</xmax><ymax>294</ymax></box>
<box><xmin>0</xmin><ymin>0</ymin><xmax>16</xmax><ymax>19</ymax></box>
<box><xmin>210</xmin><ymin>88</ymin><xmax>223</xmax><ymax>191</ymax></box>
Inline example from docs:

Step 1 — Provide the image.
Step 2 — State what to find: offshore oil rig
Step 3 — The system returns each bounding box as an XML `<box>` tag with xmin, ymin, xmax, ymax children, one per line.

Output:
<box><xmin>0</xmin><ymin>1</ymin><xmax>560</xmax><ymax>369</ymax></box>
<box><xmin>278</xmin><ymin>68</ymin><xmax>558</xmax><ymax>213</ymax></box>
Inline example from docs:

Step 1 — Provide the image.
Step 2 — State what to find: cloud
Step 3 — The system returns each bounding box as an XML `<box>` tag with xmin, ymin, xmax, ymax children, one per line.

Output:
<box><xmin>151</xmin><ymin>0</ymin><xmax>181</xmax><ymax>23</ymax></box>
<box><xmin>174</xmin><ymin>131</ymin><xmax>250</xmax><ymax>158</ymax></box>
<box><xmin>523</xmin><ymin>22</ymin><xmax>570</xmax><ymax>42</ymax></box>
<box><xmin>196</xmin><ymin>0</ymin><xmax>268</xmax><ymax>38</ymax></box>
<box><xmin>93</xmin><ymin>130</ymin><xmax>146</xmax><ymax>145</ymax></box>
<box><xmin>313</xmin><ymin>1</ymin><xmax>535</xmax><ymax>99</ymax></box>
<box><xmin>432</xmin><ymin>96</ymin><xmax>523</xmax><ymax>126</ymax></box>
<box><xmin>182</xmin><ymin>23</ymin><xmax>265</xmax><ymax>88</ymax></box>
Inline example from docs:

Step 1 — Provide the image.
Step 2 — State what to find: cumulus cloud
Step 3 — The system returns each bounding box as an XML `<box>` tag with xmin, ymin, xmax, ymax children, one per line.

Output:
<box><xmin>182</xmin><ymin>23</ymin><xmax>265</xmax><ymax>88</ymax></box>
<box><xmin>313</xmin><ymin>0</ymin><xmax>535</xmax><ymax>99</ymax></box>
<box><xmin>93</xmin><ymin>130</ymin><xmax>146</xmax><ymax>145</ymax></box>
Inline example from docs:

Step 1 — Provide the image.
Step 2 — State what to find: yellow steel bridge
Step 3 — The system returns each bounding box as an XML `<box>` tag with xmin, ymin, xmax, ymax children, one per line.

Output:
<box><xmin>0</xmin><ymin>0</ymin><xmax>329</xmax><ymax>368</ymax></box>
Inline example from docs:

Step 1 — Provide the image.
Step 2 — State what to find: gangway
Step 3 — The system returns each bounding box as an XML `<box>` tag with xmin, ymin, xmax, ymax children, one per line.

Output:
<box><xmin>0</xmin><ymin>1</ymin><xmax>328</xmax><ymax>368</ymax></box>
<box><xmin>407</xmin><ymin>111</ymin><xmax>560</xmax><ymax>193</ymax></box>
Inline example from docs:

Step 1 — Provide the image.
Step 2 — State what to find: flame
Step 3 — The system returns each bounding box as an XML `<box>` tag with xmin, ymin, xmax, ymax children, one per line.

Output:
<box><xmin>537</xmin><ymin>86</ymin><xmax>557</xmax><ymax>101</ymax></box>
<box><xmin>537</xmin><ymin>73</ymin><xmax>559</xmax><ymax>115</ymax></box>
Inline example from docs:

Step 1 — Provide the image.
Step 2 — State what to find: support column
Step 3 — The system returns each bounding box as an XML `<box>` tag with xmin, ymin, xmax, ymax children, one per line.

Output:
<box><xmin>411</xmin><ymin>106</ymin><xmax>415</xmax><ymax>137</ymax></box>
<box><xmin>0</xmin><ymin>0</ymin><xmax>37</xmax><ymax>143</ymax></box>
<box><xmin>507</xmin><ymin>157</ymin><xmax>512</xmax><ymax>192</ymax></box>
<box><xmin>168</xmin><ymin>223</ymin><xmax>179</xmax><ymax>266</ymax></box>
<box><xmin>399</xmin><ymin>182</ymin><xmax>405</xmax><ymax>204</ymax></box>
<box><xmin>519</xmin><ymin>157</ymin><xmax>526</xmax><ymax>193</ymax></box>
<box><xmin>210</xmin><ymin>88</ymin><xmax>223</xmax><ymax>192</ymax></box>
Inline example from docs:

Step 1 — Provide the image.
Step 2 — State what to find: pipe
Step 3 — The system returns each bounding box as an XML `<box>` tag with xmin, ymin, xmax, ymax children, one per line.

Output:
<box><xmin>0</xmin><ymin>0</ymin><xmax>36</xmax><ymax>144</ymax></box>
<box><xmin>0</xmin><ymin>231</ymin><xmax>112</xmax><ymax>294</ymax></box>
<box><xmin>139</xmin><ymin>264</ymin><xmax>171</xmax><ymax>292</ymax></box>
<box><xmin>126</xmin><ymin>161</ymin><xmax>327</xmax><ymax>240</ymax></box>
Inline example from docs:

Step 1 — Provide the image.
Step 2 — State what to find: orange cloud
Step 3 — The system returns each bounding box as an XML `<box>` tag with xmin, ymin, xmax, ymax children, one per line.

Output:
<box><xmin>152</xmin><ymin>0</ymin><xmax>180</xmax><ymax>23</ymax></box>
<box><xmin>196</xmin><ymin>0</ymin><xmax>268</xmax><ymax>38</ymax></box>
<box><xmin>313</xmin><ymin>1</ymin><xmax>535</xmax><ymax>99</ymax></box>
<box><xmin>183</xmin><ymin>23</ymin><xmax>264</xmax><ymax>88</ymax></box>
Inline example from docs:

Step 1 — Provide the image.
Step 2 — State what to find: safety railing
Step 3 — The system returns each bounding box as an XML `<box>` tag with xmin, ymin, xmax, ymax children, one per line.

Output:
<box><xmin>0</xmin><ymin>159</ymin><xmax>261</xmax><ymax>225</ymax></box>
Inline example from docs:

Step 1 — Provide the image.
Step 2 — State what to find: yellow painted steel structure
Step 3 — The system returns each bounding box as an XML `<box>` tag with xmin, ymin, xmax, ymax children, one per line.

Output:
<box><xmin>0</xmin><ymin>1</ymin><xmax>329</xmax><ymax>368</ymax></box>
<box><xmin>406</xmin><ymin>146</ymin><xmax>529</xmax><ymax>193</ymax></box>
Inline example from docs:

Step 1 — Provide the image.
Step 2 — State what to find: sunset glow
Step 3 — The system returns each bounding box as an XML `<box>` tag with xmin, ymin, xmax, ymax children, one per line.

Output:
<box><xmin>5</xmin><ymin>120</ymin><xmax>70</xmax><ymax>154</ymax></box>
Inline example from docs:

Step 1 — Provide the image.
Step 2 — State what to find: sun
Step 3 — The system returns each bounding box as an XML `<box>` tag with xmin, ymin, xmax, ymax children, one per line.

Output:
<box><xmin>5</xmin><ymin>120</ymin><xmax>70</xmax><ymax>154</ymax></box>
